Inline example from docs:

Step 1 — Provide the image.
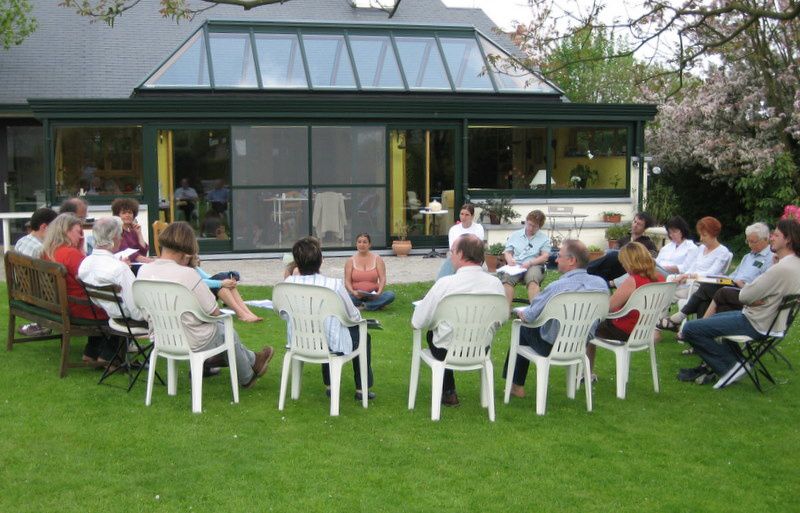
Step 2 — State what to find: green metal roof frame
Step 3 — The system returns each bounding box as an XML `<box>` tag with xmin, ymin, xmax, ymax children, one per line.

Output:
<box><xmin>135</xmin><ymin>19</ymin><xmax>564</xmax><ymax>96</ymax></box>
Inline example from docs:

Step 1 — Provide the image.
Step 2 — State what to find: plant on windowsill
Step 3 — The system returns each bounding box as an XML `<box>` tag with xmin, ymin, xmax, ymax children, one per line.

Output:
<box><xmin>601</xmin><ymin>210</ymin><xmax>622</xmax><ymax>223</ymax></box>
<box><xmin>392</xmin><ymin>221</ymin><xmax>412</xmax><ymax>257</ymax></box>
<box><xmin>604</xmin><ymin>223</ymin><xmax>630</xmax><ymax>250</ymax></box>
<box><xmin>569</xmin><ymin>164</ymin><xmax>599</xmax><ymax>189</ymax></box>
<box><xmin>587</xmin><ymin>244</ymin><xmax>605</xmax><ymax>261</ymax></box>
<box><xmin>484</xmin><ymin>242</ymin><xmax>506</xmax><ymax>273</ymax></box>
<box><xmin>475</xmin><ymin>197</ymin><xmax>518</xmax><ymax>225</ymax></box>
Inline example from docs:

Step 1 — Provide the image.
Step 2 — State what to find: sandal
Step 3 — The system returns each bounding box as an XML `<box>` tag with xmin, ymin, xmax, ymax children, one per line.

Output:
<box><xmin>681</xmin><ymin>347</ymin><xmax>694</xmax><ymax>356</ymax></box>
<box><xmin>657</xmin><ymin>317</ymin><xmax>680</xmax><ymax>331</ymax></box>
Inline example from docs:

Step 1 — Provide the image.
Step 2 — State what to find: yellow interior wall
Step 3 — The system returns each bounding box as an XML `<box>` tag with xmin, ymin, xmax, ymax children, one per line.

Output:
<box><xmin>156</xmin><ymin>130</ymin><xmax>174</xmax><ymax>222</ymax></box>
<box><xmin>552</xmin><ymin>128</ymin><xmax>626</xmax><ymax>189</ymax></box>
<box><xmin>389</xmin><ymin>131</ymin><xmax>406</xmax><ymax>235</ymax></box>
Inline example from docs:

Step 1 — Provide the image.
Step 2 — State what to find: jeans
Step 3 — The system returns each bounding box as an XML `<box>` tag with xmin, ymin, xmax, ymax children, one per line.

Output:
<box><xmin>349</xmin><ymin>291</ymin><xmax>396</xmax><ymax>311</ymax></box>
<box><xmin>503</xmin><ymin>326</ymin><xmax>552</xmax><ymax>386</ymax></box>
<box><xmin>681</xmin><ymin>282</ymin><xmax>725</xmax><ymax>317</ymax></box>
<box><xmin>322</xmin><ymin>326</ymin><xmax>374</xmax><ymax>390</ymax></box>
<box><xmin>195</xmin><ymin>321</ymin><xmax>256</xmax><ymax>386</ymax></box>
<box><xmin>436</xmin><ymin>258</ymin><xmax>455</xmax><ymax>280</ymax></box>
<box><xmin>683</xmin><ymin>311</ymin><xmax>762</xmax><ymax>375</ymax></box>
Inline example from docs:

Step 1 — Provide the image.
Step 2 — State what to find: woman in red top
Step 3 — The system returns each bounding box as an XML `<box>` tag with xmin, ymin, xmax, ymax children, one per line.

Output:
<box><xmin>587</xmin><ymin>241</ymin><xmax>665</xmax><ymax>373</ymax></box>
<box><xmin>42</xmin><ymin>213</ymin><xmax>115</xmax><ymax>366</ymax></box>
<box><xmin>344</xmin><ymin>233</ymin><xmax>395</xmax><ymax>311</ymax></box>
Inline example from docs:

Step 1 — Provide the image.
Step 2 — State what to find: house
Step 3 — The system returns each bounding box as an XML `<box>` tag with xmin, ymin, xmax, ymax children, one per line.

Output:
<box><xmin>0</xmin><ymin>0</ymin><xmax>657</xmax><ymax>254</ymax></box>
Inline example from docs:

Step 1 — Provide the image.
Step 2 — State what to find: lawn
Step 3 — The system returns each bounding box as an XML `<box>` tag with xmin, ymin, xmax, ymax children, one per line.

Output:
<box><xmin>1</xmin><ymin>277</ymin><xmax>798</xmax><ymax>513</ymax></box>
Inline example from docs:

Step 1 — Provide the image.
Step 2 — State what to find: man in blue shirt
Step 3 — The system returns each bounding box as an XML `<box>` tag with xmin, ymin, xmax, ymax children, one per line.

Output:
<box><xmin>663</xmin><ymin>222</ymin><xmax>773</xmax><ymax>327</ymax></box>
<box><xmin>503</xmin><ymin>239</ymin><xmax>609</xmax><ymax>398</ymax></box>
<box><xmin>498</xmin><ymin>210</ymin><xmax>551</xmax><ymax>304</ymax></box>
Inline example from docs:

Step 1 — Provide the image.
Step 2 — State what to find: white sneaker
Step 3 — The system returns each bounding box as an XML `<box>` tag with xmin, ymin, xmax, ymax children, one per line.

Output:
<box><xmin>714</xmin><ymin>363</ymin><xmax>751</xmax><ymax>389</ymax></box>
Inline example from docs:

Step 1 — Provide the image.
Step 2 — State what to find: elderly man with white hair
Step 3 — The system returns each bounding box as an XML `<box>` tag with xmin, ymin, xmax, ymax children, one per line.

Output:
<box><xmin>77</xmin><ymin>216</ymin><xmax>143</xmax><ymax>321</ymax></box>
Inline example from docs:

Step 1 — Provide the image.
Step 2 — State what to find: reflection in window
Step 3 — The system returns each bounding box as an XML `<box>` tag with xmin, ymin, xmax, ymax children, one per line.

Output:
<box><xmin>395</xmin><ymin>37</ymin><xmax>451</xmax><ymax>90</ymax></box>
<box><xmin>208</xmin><ymin>32</ymin><xmax>257</xmax><ymax>87</ymax></box>
<box><xmin>552</xmin><ymin>127</ymin><xmax>628</xmax><ymax>190</ymax></box>
<box><xmin>348</xmin><ymin>35</ymin><xmax>404</xmax><ymax>89</ymax></box>
<box><xmin>468</xmin><ymin>127</ymin><xmax>547</xmax><ymax>190</ymax></box>
<box><xmin>255</xmin><ymin>34</ymin><xmax>307</xmax><ymax>88</ymax></box>
<box><xmin>439</xmin><ymin>37</ymin><xmax>493</xmax><ymax>91</ymax></box>
<box><xmin>312</xmin><ymin>188</ymin><xmax>386</xmax><ymax>248</ymax></box>
<box><xmin>145</xmin><ymin>30</ymin><xmax>209</xmax><ymax>87</ymax></box>
<box><xmin>302</xmin><ymin>34</ymin><xmax>356</xmax><ymax>88</ymax></box>
<box><xmin>311</xmin><ymin>126</ymin><xmax>385</xmax><ymax>185</ymax></box>
<box><xmin>478</xmin><ymin>35</ymin><xmax>554</xmax><ymax>93</ymax></box>
<box><xmin>231</xmin><ymin>126</ymin><xmax>308</xmax><ymax>186</ymax></box>
<box><xmin>54</xmin><ymin>126</ymin><xmax>143</xmax><ymax>198</ymax></box>
<box><xmin>232</xmin><ymin>188</ymin><xmax>309</xmax><ymax>250</ymax></box>
<box><xmin>6</xmin><ymin>125</ymin><xmax>45</xmax><ymax>212</ymax></box>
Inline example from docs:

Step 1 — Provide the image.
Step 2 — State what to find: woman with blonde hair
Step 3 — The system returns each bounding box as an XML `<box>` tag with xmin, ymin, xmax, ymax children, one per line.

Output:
<box><xmin>586</xmin><ymin>241</ymin><xmax>665</xmax><ymax>374</ymax></box>
<box><xmin>42</xmin><ymin>213</ymin><xmax>116</xmax><ymax>367</ymax></box>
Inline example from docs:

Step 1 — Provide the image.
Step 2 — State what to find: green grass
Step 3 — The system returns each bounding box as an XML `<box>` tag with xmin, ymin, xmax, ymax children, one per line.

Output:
<box><xmin>1</xmin><ymin>277</ymin><xmax>799</xmax><ymax>513</ymax></box>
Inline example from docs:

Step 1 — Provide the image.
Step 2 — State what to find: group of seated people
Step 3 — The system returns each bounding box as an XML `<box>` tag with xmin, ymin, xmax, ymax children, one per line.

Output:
<box><xmin>12</xmin><ymin>196</ymin><xmax>800</xmax><ymax>408</ymax></box>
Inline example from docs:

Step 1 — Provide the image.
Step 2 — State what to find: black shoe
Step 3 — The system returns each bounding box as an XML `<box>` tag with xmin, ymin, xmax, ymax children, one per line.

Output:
<box><xmin>677</xmin><ymin>365</ymin><xmax>709</xmax><ymax>382</ymax></box>
<box><xmin>442</xmin><ymin>391</ymin><xmax>460</xmax><ymax>407</ymax></box>
<box><xmin>354</xmin><ymin>390</ymin><xmax>376</xmax><ymax>401</ymax></box>
<box><xmin>203</xmin><ymin>365</ymin><xmax>221</xmax><ymax>378</ymax></box>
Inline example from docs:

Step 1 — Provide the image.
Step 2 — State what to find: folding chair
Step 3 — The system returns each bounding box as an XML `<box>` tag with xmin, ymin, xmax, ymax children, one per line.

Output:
<box><xmin>79</xmin><ymin>280</ymin><xmax>163</xmax><ymax>392</ymax></box>
<box><xmin>715</xmin><ymin>294</ymin><xmax>800</xmax><ymax>391</ymax></box>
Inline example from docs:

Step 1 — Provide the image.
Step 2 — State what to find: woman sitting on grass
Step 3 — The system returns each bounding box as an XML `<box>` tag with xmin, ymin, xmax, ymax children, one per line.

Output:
<box><xmin>587</xmin><ymin>241</ymin><xmax>665</xmax><ymax>374</ymax></box>
<box><xmin>193</xmin><ymin>260</ymin><xmax>262</xmax><ymax>323</ymax></box>
<box><xmin>344</xmin><ymin>232</ymin><xmax>395</xmax><ymax>311</ymax></box>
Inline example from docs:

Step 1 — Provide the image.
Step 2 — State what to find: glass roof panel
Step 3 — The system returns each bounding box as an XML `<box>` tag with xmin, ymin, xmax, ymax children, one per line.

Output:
<box><xmin>255</xmin><ymin>33</ymin><xmax>307</xmax><ymax>89</ymax></box>
<box><xmin>208</xmin><ymin>32</ymin><xmax>257</xmax><ymax>88</ymax></box>
<box><xmin>348</xmin><ymin>35</ymin><xmax>404</xmax><ymax>90</ymax></box>
<box><xmin>302</xmin><ymin>34</ymin><xmax>356</xmax><ymax>89</ymax></box>
<box><xmin>439</xmin><ymin>37</ymin><xmax>493</xmax><ymax>91</ymax></box>
<box><xmin>394</xmin><ymin>36</ymin><xmax>451</xmax><ymax>90</ymax></box>
<box><xmin>145</xmin><ymin>30</ymin><xmax>209</xmax><ymax>88</ymax></box>
<box><xmin>478</xmin><ymin>35</ymin><xmax>557</xmax><ymax>93</ymax></box>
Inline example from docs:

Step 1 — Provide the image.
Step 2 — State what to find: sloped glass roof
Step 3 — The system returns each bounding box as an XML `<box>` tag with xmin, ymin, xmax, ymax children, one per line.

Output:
<box><xmin>139</xmin><ymin>21</ymin><xmax>561</xmax><ymax>95</ymax></box>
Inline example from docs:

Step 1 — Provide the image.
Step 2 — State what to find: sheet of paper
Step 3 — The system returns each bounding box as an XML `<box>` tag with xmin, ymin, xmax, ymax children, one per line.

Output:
<box><xmin>220</xmin><ymin>308</ymin><xmax>236</xmax><ymax>316</ymax></box>
<box><xmin>114</xmin><ymin>247</ymin><xmax>139</xmax><ymax>260</ymax></box>
<box><xmin>497</xmin><ymin>264</ymin><xmax>527</xmax><ymax>276</ymax></box>
<box><xmin>244</xmin><ymin>299</ymin><xmax>274</xmax><ymax>310</ymax></box>
<box><xmin>356</xmin><ymin>290</ymin><xmax>379</xmax><ymax>296</ymax></box>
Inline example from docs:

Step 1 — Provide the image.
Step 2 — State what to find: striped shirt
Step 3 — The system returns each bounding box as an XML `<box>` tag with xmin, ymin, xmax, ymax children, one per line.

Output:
<box><xmin>14</xmin><ymin>234</ymin><xmax>43</xmax><ymax>258</ymax></box>
<box><xmin>284</xmin><ymin>273</ymin><xmax>362</xmax><ymax>354</ymax></box>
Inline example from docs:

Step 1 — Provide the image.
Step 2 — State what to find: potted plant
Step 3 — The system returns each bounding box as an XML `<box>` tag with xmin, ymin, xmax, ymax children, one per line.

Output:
<box><xmin>569</xmin><ymin>164</ymin><xmax>599</xmax><ymax>189</ymax></box>
<box><xmin>392</xmin><ymin>221</ymin><xmax>412</xmax><ymax>257</ymax></box>
<box><xmin>587</xmin><ymin>244</ymin><xmax>605</xmax><ymax>261</ymax></box>
<box><xmin>475</xmin><ymin>197</ymin><xmax>518</xmax><ymax>225</ymax></box>
<box><xmin>484</xmin><ymin>242</ymin><xmax>505</xmax><ymax>272</ymax></box>
<box><xmin>601</xmin><ymin>210</ymin><xmax>622</xmax><ymax>223</ymax></box>
<box><xmin>604</xmin><ymin>223</ymin><xmax>630</xmax><ymax>250</ymax></box>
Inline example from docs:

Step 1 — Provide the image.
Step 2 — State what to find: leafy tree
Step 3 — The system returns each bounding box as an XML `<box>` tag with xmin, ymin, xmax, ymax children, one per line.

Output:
<box><xmin>0</xmin><ymin>0</ymin><xmax>36</xmax><ymax>49</ymax></box>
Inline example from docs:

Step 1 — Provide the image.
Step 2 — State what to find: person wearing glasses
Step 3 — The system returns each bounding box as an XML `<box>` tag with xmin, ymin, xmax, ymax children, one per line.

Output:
<box><xmin>503</xmin><ymin>239</ymin><xmax>609</xmax><ymax>398</ymax></box>
<box><xmin>497</xmin><ymin>210</ymin><xmax>551</xmax><ymax>304</ymax></box>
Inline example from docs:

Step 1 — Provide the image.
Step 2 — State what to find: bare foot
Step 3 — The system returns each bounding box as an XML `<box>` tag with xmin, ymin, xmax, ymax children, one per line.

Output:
<box><xmin>239</xmin><ymin>315</ymin><xmax>263</xmax><ymax>323</ymax></box>
<box><xmin>511</xmin><ymin>384</ymin><xmax>526</xmax><ymax>398</ymax></box>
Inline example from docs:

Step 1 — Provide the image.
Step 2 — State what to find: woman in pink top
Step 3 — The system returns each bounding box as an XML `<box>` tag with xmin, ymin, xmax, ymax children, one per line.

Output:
<box><xmin>344</xmin><ymin>233</ymin><xmax>395</xmax><ymax>311</ymax></box>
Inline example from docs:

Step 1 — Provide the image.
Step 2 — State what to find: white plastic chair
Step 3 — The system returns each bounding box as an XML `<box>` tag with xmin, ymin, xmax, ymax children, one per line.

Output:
<box><xmin>504</xmin><ymin>291</ymin><xmax>609</xmax><ymax>415</ymax></box>
<box><xmin>590</xmin><ymin>282</ymin><xmax>677</xmax><ymax>399</ymax></box>
<box><xmin>407</xmin><ymin>294</ymin><xmax>508</xmax><ymax>421</ymax></box>
<box><xmin>132</xmin><ymin>279</ymin><xmax>239</xmax><ymax>414</ymax></box>
<box><xmin>272</xmin><ymin>282</ymin><xmax>368</xmax><ymax>416</ymax></box>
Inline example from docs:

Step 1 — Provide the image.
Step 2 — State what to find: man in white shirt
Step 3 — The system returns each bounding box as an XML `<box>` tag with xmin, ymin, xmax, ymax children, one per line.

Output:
<box><xmin>412</xmin><ymin>234</ymin><xmax>505</xmax><ymax>406</ymax></box>
<box><xmin>77</xmin><ymin>216</ymin><xmax>143</xmax><ymax>321</ymax></box>
<box><xmin>285</xmin><ymin>236</ymin><xmax>375</xmax><ymax>400</ymax></box>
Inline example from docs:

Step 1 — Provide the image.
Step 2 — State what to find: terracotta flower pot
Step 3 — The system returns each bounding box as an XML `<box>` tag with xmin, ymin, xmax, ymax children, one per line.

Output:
<box><xmin>392</xmin><ymin>240</ymin><xmax>412</xmax><ymax>257</ymax></box>
<box><xmin>485</xmin><ymin>254</ymin><xmax>499</xmax><ymax>272</ymax></box>
<box><xmin>603</xmin><ymin>214</ymin><xmax>622</xmax><ymax>223</ymax></box>
<box><xmin>588</xmin><ymin>250</ymin><xmax>605</xmax><ymax>261</ymax></box>
<box><xmin>607</xmin><ymin>239</ymin><xmax>619</xmax><ymax>250</ymax></box>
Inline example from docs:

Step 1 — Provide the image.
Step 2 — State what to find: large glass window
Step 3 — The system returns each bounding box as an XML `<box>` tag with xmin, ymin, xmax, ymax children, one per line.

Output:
<box><xmin>468</xmin><ymin>127</ymin><xmax>547</xmax><ymax>190</ymax></box>
<box><xmin>145</xmin><ymin>30</ymin><xmax>209</xmax><ymax>88</ymax></box>
<box><xmin>302</xmin><ymin>34</ymin><xmax>356</xmax><ymax>89</ymax></box>
<box><xmin>394</xmin><ymin>37</ymin><xmax>451</xmax><ymax>90</ymax></box>
<box><xmin>6</xmin><ymin>125</ymin><xmax>45</xmax><ymax>212</ymax></box>
<box><xmin>311</xmin><ymin>126</ymin><xmax>385</xmax><ymax>185</ymax></box>
<box><xmin>255</xmin><ymin>34</ymin><xmax>307</xmax><ymax>89</ymax></box>
<box><xmin>439</xmin><ymin>37</ymin><xmax>493</xmax><ymax>91</ymax></box>
<box><xmin>208</xmin><ymin>32</ymin><xmax>257</xmax><ymax>88</ymax></box>
<box><xmin>552</xmin><ymin>126</ymin><xmax>628</xmax><ymax>190</ymax></box>
<box><xmin>54</xmin><ymin>126</ymin><xmax>143</xmax><ymax>198</ymax></box>
<box><xmin>348</xmin><ymin>35</ymin><xmax>404</xmax><ymax>90</ymax></box>
<box><xmin>231</xmin><ymin>126</ymin><xmax>309</xmax><ymax>250</ymax></box>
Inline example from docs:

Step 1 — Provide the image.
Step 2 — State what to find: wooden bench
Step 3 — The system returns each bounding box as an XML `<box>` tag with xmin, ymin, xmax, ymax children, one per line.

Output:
<box><xmin>5</xmin><ymin>251</ymin><xmax>107</xmax><ymax>377</ymax></box>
